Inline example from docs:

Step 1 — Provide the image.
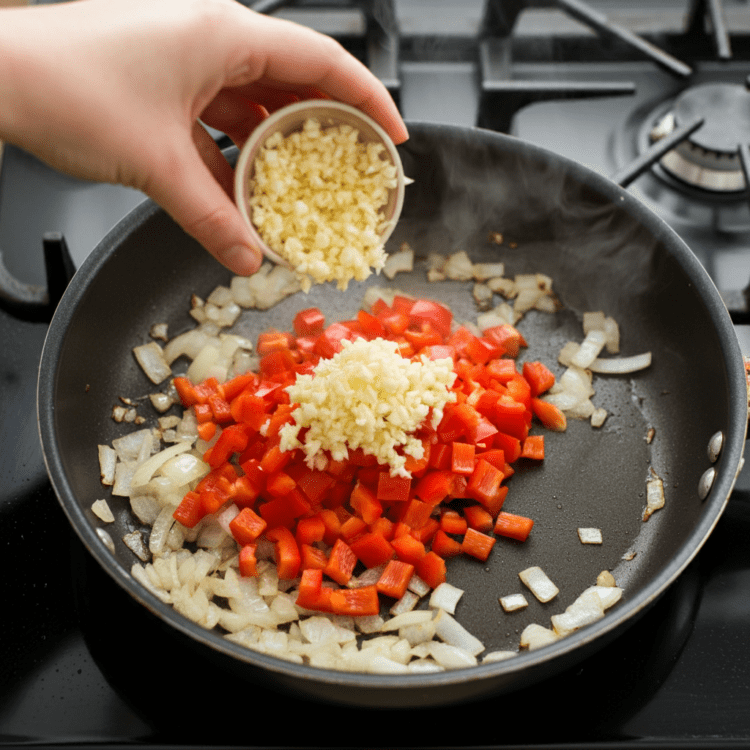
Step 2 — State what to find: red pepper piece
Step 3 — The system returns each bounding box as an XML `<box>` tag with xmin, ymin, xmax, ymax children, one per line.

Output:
<box><xmin>295</xmin><ymin>516</ymin><xmax>326</xmax><ymax>547</ymax></box>
<box><xmin>428</xmin><ymin>443</ymin><xmax>452</xmax><ymax>471</ymax></box>
<box><xmin>296</xmin><ymin>568</ymin><xmax>333</xmax><ymax>612</ymax></box>
<box><xmin>451</xmin><ymin>442</ymin><xmax>476</xmax><ymax>475</ymax></box>
<box><xmin>466</xmin><ymin>459</ymin><xmax>505</xmax><ymax>510</ymax></box>
<box><xmin>464</xmin><ymin>504</ymin><xmax>494</xmax><ymax>533</ymax></box>
<box><xmin>350</xmin><ymin>481</ymin><xmax>383</xmax><ymax>525</ymax></box>
<box><xmin>431</xmin><ymin>529</ymin><xmax>462</xmax><ymax>558</ymax></box>
<box><xmin>293</xmin><ymin>307</ymin><xmax>326</xmax><ymax>337</ymax></box>
<box><xmin>350</xmin><ymin>532</ymin><xmax>395</xmax><ymax>569</ymax></box>
<box><xmin>203</xmin><ymin>424</ymin><xmax>249</xmax><ymax>468</ymax></box>
<box><xmin>297</xmin><ymin>469</ymin><xmax>336</xmax><ymax>506</ymax></box>
<box><xmin>521</xmin><ymin>434</ymin><xmax>545</xmax><ymax>460</ymax></box>
<box><xmin>356</xmin><ymin>309</ymin><xmax>386</xmax><ymax>338</ymax></box>
<box><xmin>408</xmin><ymin>299</ymin><xmax>453</xmax><ymax>338</ymax></box>
<box><xmin>461</xmin><ymin>527</ymin><xmax>496</xmax><ymax>561</ymax></box>
<box><xmin>230</xmin><ymin>392</ymin><xmax>268</xmax><ymax>431</ymax></box>
<box><xmin>493</xmin><ymin>395</ymin><xmax>530</xmax><ymax>441</ymax></box>
<box><xmin>340</xmin><ymin>515</ymin><xmax>368</xmax><ymax>543</ymax></box>
<box><xmin>531</xmin><ymin>397</ymin><xmax>567</xmax><ymax>432</ymax></box>
<box><xmin>219</xmin><ymin>372</ymin><xmax>257</xmax><ymax>402</ymax></box>
<box><xmin>440</xmin><ymin>509</ymin><xmax>468</xmax><ymax>535</ymax></box>
<box><xmin>416</xmin><ymin>551</ymin><xmax>446</xmax><ymax>589</ymax></box>
<box><xmin>173</xmin><ymin>491</ymin><xmax>204</xmax><ymax>528</ymax></box>
<box><xmin>399</xmin><ymin>498</ymin><xmax>433</xmax><ymax>530</ymax></box>
<box><xmin>265</xmin><ymin>470</ymin><xmax>297</xmax><ymax>497</ymax></box>
<box><xmin>329</xmin><ymin>585</ymin><xmax>380</xmax><ymax>617</ymax></box>
<box><xmin>483</xmin><ymin>324</ymin><xmax>527</xmax><ymax>358</ymax></box>
<box><xmin>317</xmin><ymin>509</ymin><xmax>342</xmax><ymax>547</ymax></box>
<box><xmin>376</xmin><ymin>472</ymin><xmax>412</xmax><ymax>502</ymax></box>
<box><xmin>413</xmin><ymin>469</ymin><xmax>454</xmax><ymax>505</ymax></box>
<box><xmin>376</xmin><ymin>560</ymin><xmax>415</xmax><ymax>599</ymax></box>
<box><xmin>494</xmin><ymin>432</ymin><xmax>522</xmax><ymax>463</ymax></box>
<box><xmin>229</xmin><ymin>507</ymin><xmax>267</xmax><ymax>545</ymax></box>
<box><xmin>300</xmin><ymin>543</ymin><xmax>328</xmax><ymax>571</ymax></box>
<box><xmin>494</xmin><ymin>511</ymin><xmax>534</xmax><ymax>541</ymax></box>
<box><xmin>265</xmin><ymin>526</ymin><xmax>301</xmax><ymax>580</ymax></box>
<box><xmin>324</xmin><ymin>538</ymin><xmax>358</xmax><ymax>585</ymax></box>
<box><xmin>197</xmin><ymin>421</ymin><xmax>217</xmax><ymax>442</ymax></box>
<box><xmin>390</xmin><ymin>533</ymin><xmax>427</xmax><ymax>565</ymax></box>
<box><xmin>238</xmin><ymin>544</ymin><xmax>258</xmax><ymax>577</ymax></box>
<box><xmin>522</xmin><ymin>361</ymin><xmax>556</xmax><ymax>396</ymax></box>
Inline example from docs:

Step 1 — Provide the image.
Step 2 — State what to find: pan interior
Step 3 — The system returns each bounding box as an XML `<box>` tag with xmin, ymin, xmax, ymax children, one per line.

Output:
<box><xmin>39</xmin><ymin>124</ymin><xmax>745</xmax><ymax>696</ymax></box>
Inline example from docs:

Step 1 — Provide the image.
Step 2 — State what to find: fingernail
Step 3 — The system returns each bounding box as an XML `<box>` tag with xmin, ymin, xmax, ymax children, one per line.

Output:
<box><xmin>226</xmin><ymin>244</ymin><xmax>263</xmax><ymax>275</ymax></box>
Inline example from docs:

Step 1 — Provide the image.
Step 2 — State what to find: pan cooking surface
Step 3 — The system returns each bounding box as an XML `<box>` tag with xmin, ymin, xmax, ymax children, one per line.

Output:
<box><xmin>39</xmin><ymin>125</ymin><xmax>745</xmax><ymax>704</ymax></box>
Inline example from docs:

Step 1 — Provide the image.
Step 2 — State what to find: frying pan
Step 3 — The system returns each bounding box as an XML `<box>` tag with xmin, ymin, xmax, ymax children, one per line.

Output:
<box><xmin>37</xmin><ymin>122</ymin><xmax>747</xmax><ymax>708</ymax></box>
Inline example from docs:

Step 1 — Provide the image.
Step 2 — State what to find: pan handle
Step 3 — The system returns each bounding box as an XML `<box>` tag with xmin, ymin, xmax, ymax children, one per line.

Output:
<box><xmin>0</xmin><ymin>232</ymin><xmax>75</xmax><ymax>323</ymax></box>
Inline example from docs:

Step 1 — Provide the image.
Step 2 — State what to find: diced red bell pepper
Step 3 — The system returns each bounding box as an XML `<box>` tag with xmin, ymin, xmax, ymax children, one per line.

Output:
<box><xmin>296</xmin><ymin>568</ymin><xmax>333</xmax><ymax>612</ymax></box>
<box><xmin>350</xmin><ymin>531</ymin><xmax>395</xmax><ymax>569</ymax></box>
<box><xmin>229</xmin><ymin>507</ymin><xmax>267</xmax><ymax>545</ymax></box>
<box><xmin>493</xmin><ymin>395</ymin><xmax>530</xmax><ymax>441</ymax></box>
<box><xmin>523</xmin><ymin>361</ymin><xmax>556</xmax><ymax>396</ymax></box>
<box><xmin>466</xmin><ymin>458</ymin><xmax>505</xmax><ymax>510</ymax></box>
<box><xmin>461</xmin><ymin>527</ymin><xmax>496</xmax><ymax>561</ymax></box>
<box><xmin>531</xmin><ymin>397</ymin><xmax>567</xmax><ymax>431</ymax></box>
<box><xmin>390</xmin><ymin>533</ymin><xmax>427</xmax><ymax>565</ymax></box>
<box><xmin>483</xmin><ymin>324</ymin><xmax>527</xmax><ymax>358</ymax></box>
<box><xmin>376</xmin><ymin>560</ymin><xmax>415</xmax><ymax>600</ymax></box>
<box><xmin>451</xmin><ymin>442</ymin><xmax>476</xmax><ymax>475</ymax></box>
<box><xmin>203</xmin><ymin>424</ymin><xmax>249</xmax><ymax>468</ymax></box>
<box><xmin>256</xmin><ymin>330</ymin><xmax>295</xmax><ymax>356</ymax></box>
<box><xmin>494</xmin><ymin>511</ymin><xmax>534</xmax><ymax>541</ymax></box>
<box><xmin>463</xmin><ymin>504</ymin><xmax>494</xmax><ymax>533</ymax></box>
<box><xmin>431</xmin><ymin>529</ymin><xmax>462</xmax><ymax>558</ymax></box>
<box><xmin>413</xmin><ymin>469</ymin><xmax>454</xmax><ymax>506</ymax></box>
<box><xmin>300</xmin><ymin>543</ymin><xmax>329</xmax><ymax>571</ymax></box>
<box><xmin>349</xmin><ymin>481</ymin><xmax>383</xmax><ymax>525</ymax></box>
<box><xmin>265</xmin><ymin>470</ymin><xmax>296</xmax><ymax>497</ymax></box>
<box><xmin>376</xmin><ymin>472</ymin><xmax>411</xmax><ymax>502</ymax></box>
<box><xmin>265</xmin><ymin>526</ymin><xmax>301</xmax><ymax>580</ymax></box>
<box><xmin>416</xmin><ymin>551</ymin><xmax>446</xmax><ymax>589</ymax></box>
<box><xmin>324</xmin><ymin>538</ymin><xmax>357</xmax><ymax>585</ymax></box>
<box><xmin>293</xmin><ymin>307</ymin><xmax>325</xmax><ymax>337</ymax></box>
<box><xmin>329</xmin><ymin>585</ymin><xmax>380</xmax><ymax>617</ymax></box>
<box><xmin>399</xmin><ymin>498</ymin><xmax>433</xmax><ymax>530</ymax></box>
<box><xmin>520</xmin><ymin>434</ymin><xmax>545</xmax><ymax>460</ymax></box>
<box><xmin>230</xmin><ymin>392</ymin><xmax>268</xmax><ymax>431</ymax></box>
<box><xmin>295</xmin><ymin>515</ymin><xmax>326</xmax><ymax>546</ymax></box>
<box><xmin>238</xmin><ymin>544</ymin><xmax>258</xmax><ymax>577</ymax></box>
<box><xmin>408</xmin><ymin>299</ymin><xmax>453</xmax><ymax>338</ymax></box>
<box><xmin>173</xmin><ymin>491</ymin><xmax>204</xmax><ymax>528</ymax></box>
<box><xmin>494</xmin><ymin>432</ymin><xmax>522</xmax><ymax>463</ymax></box>
<box><xmin>440</xmin><ymin>508</ymin><xmax>468</xmax><ymax>535</ymax></box>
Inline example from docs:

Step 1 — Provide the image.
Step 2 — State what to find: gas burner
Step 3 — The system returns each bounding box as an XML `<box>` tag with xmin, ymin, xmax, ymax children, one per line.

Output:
<box><xmin>650</xmin><ymin>83</ymin><xmax>750</xmax><ymax>192</ymax></box>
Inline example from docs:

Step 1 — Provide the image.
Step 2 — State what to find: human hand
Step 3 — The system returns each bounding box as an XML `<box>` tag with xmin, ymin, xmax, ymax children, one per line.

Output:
<box><xmin>0</xmin><ymin>0</ymin><xmax>408</xmax><ymax>276</ymax></box>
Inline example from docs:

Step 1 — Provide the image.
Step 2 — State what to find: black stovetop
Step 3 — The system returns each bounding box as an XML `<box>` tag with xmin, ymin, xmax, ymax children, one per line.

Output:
<box><xmin>3</xmin><ymin>0</ymin><xmax>750</xmax><ymax>746</ymax></box>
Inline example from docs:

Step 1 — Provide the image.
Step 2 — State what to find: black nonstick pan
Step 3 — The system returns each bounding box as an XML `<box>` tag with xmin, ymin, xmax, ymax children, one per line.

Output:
<box><xmin>37</xmin><ymin>122</ymin><xmax>747</xmax><ymax>708</ymax></box>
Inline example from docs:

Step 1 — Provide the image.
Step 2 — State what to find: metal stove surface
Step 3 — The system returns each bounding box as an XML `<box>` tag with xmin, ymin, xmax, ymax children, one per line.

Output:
<box><xmin>3</xmin><ymin>0</ymin><xmax>750</xmax><ymax>747</ymax></box>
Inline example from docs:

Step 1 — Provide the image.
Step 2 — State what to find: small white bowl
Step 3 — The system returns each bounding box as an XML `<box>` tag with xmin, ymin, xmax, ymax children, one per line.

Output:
<box><xmin>234</xmin><ymin>99</ymin><xmax>406</xmax><ymax>267</ymax></box>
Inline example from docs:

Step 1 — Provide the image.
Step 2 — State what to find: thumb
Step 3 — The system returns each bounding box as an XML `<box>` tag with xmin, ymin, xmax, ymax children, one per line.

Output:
<box><xmin>145</xmin><ymin>134</ymin><xmax>264</xmax><ymax>277</ymax></box>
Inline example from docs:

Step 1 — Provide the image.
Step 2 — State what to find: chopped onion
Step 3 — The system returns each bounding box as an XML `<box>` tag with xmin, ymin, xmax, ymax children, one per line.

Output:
<box><xmin>519</xmin><ymin>623</ymin><xmax>559</xmax><ymax>650</ymax></box>
<box><xmin>432</xmin><ymin>609</ymin><xmax>484</xmax><ymax>656</ymax></box>
<box><xmin>577</xmin><ymin>527</ymin><xmax>603</xmax><ymax>544</ymax></box>
<box><xmin>428</xmin><ymin>582</ymin><xmax>464</xmax><ymax>615</ymax></box>
<box><xmin>133</xmin><ymin>341</ymin><xmax>172</xmax><ymax>384</ymax></box>
<box><xmin>91</xmin><ymin>498</ymin><xmax>114</xmax><ymax>523</ymax></box>
<box><xmin>499</xmin><ymin>593</ymin><xmax>528</xmax><ymax>612</ymax></box>
<box><xmin>382</xmin><ymin>245</ymin><xmax>414</xmax><ymax>279</ymax></box>
<box><xmin>130</xmin><ymin>442</ymin><xmax>193</xmax><ymax>489</ymax></box>
<box><xmin>643</xmin><ymin>468</ymin><xmax>665</xmax><ymax>521</ymax></box>
<box><xmin>588</xmin><ymin>351</ymin><xmax>652</xmax><ymax>374</ymax></box>
<box><xmin>570</xmin><ymin>329</ymin><xmax>607</xmax><ymax>369</ymax></box>
<box><xmin>98</xmin><ymin>445</ymin><xmax>116</xmax><ymax>486</ymax></box>
<box><xmin>519</xmin><ymin>566</ymin><xmax>559</xmax><ymax>603</ymax></box>
<box><xmin>427</xmin><ymin>641</ymin><xmax>477</xmax><ymax>669</ymax></box>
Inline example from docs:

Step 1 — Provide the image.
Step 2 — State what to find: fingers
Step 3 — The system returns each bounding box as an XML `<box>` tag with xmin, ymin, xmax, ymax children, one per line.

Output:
<box><xmin>146</xmin><ymin>128</ymin><xmax>264</xmax><ymax>277</ymax></box>
<box><xmin>224</xmin><ymin>11</ymin><xmax>408</xmax><ymax>144</ymax></box>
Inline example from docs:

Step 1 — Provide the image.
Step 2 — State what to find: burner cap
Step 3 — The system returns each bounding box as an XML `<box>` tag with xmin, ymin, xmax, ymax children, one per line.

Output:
<box><xmin>654</xmin><ymin>83</ymin><xmax>750</xmax><ymax>192</ymax></box>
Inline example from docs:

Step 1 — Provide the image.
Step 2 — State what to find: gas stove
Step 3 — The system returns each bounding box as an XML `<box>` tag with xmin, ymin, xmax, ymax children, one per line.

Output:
<box><xmin>2</xmin><ymin>0</ymin><xmax>750</xmax><ymax>747</ymax></box>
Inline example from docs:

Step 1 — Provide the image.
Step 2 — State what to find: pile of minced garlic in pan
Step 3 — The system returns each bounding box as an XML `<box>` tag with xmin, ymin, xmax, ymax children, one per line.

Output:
<box><xmin>247</xmin><ymin>118</ymin><xmax>400</xmax><ymax>291</ymax></box>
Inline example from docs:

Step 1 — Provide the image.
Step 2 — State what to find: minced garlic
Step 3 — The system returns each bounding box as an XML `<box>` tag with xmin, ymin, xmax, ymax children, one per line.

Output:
<box><xmin>279</xmin><ymin>338</ymin><xmax>456</xmax><ymax>476</ymax></box>
<box><xmin>248</xmin><ymin>118</ymin><xmax>398</xmax><ymax>291</ymax></box>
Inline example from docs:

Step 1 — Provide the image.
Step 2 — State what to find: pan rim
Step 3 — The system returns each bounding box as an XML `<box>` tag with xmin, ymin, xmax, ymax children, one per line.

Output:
<box><xmin>36</xmin><ymin>122</ymin><xmax>748</xmax><ymax>699</ymax></box>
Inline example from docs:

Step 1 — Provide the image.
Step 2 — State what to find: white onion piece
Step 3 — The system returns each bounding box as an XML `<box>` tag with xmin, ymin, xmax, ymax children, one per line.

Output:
<box><xmin>112</xmin><ymin>429</ymin><xmax>155</xmax><ymax>462</ymax></box>
<box><xmin>499</xmin><ymin>593</ymin><xmax>528</xmax><ymax>612</ymax></box>
<box><xmin>428</xmin><ymin>582</ymin><xmax>464</xmax><ymax>614</ymax></box>
<box><xmin>427</xmin><ymin>641</ymin><xmax>477</xmax><ymax>669</ymax></box>
<box><xmin>91</xmin><ymin>499</ymin><xmax>114</xmax><ymax>523</ymax></box>
<box><xmin>578</xmin><ymin>527</ymin><xmax>603</xmax><ymax>544</ymax></box>
<box><xmin>98</xmin><ymin>445</ymin><xmax>116</xmax><ymax>485</ymax></box>
<box><xmin>643</xmin><ymin>468</ymin><xmax>665</xmax><ymax>521</ymax></box>
<box><xmin>217</xmin><ymin>504</ymin><xmax>241</xmax><ymax>535</ymax></box>
<box><xmin>433</xmin><ymin>609</ymin><xmax>485</xmax><ymax>656</ymax></box>
<box><xmin>158</xmin><ymin>452</ymin><xmax>210</xmax><ymax>486</ymax></box>
<box><xmin>482</xmin><ymin>651</ymin><xmax>517</xmax><ymax>663</ymax></box>
<box><xmin>570</xmin><ymin>329</ymin><xmax>607</xmax><ymax>368</ymax></box>
<box><xmin>380</xmin><ymin>609</ymin><xmax>433</xmax><ymax>632</ymax></box>
<box><xmin>520</xmin><ymin>623</ymin><xmax>559</xmax><ymax>650</ymax></box>
<box><xmin>588</xmin><ymin>352</ymin><xmax>652</xmax><ymax>374</ymax></box>
<box><xmin>131</xmin><ymin>442</ymin><xmax>193</xmax><ymax>489</ymax></box>
<box><xmin>519</xmin><ymin>566</ymin><xmax>559</xmax><ymax>603</ymax></box>
<box><xmin>133</xmin><ymin>341</ymin><xmax>172</xmax><ymax>384</ymax></box>
<box><xmin>382</xmin><ymin>246</ymin><xmax>414</xmax><ymax>279</ymax></box>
